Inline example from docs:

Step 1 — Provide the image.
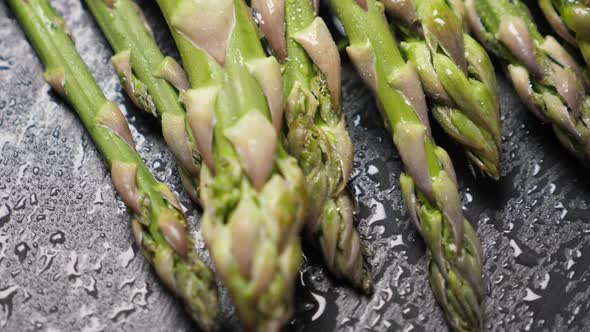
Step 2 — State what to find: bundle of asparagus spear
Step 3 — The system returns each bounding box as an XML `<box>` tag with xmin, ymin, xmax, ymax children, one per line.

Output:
<box><xmin>252</xmin><ymin>0</ymin><xmax>372</xmax><ymax>292</ymax></box>
<box><xmin>385</xmin><ymin>0</ymin><xmax>502</xmax><ymax>179</ymax></box>
<box><xmin>464</xmin><ymin>0</ymin><xmax>590</xmax><ymax>165</ymax></box>
<box><xmin>7</xmin><ymin>0</ymin><xmax>219</xmax><ymax>330</ymax></box>
<box><xmin>24</xmin><ymin>0</ymin><xmax>590</xmax><ymax>331</ymax></box>
<box><xmin>331</xmin><ymin>1</ymin><xmax>485</xmax><ymax>331</ymax></box>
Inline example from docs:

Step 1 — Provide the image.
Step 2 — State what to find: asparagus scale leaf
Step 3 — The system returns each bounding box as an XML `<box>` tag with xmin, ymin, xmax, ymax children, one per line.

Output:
<box><xmin>7</xmin><ymin>0</ymin><xmax>219</xmax><ymax>330</ymax></box>
<box><xmin>386</xmin><ymin>0</ymin><xmax>502</xmax><ymax>178</ymax></box>
<box><xmin>156</xmin><ymin>0</ymin><xmax>308</xmax><ymax>330</ymax></box>
<box><xmin>539</xmin><ymin>0</ymin><xmax>590</xmax><ymax>69</ymax></box>
<box><xmin>252</xmin><ymin>0</ymin><xmax>373</xmax><ymax>292</ymax></box>
<box><xmin>331</xmin><ymin>0</ymin><xmax>484</xmax><ymax>331</ymax></box>
<box><xmin>86</xmin><ymin>0</ymin><xmax>202</xmax><ymax>203</ymax></box>
<box><xmin>465</xmin><ymin>0</ymin><xmax>590</xmax><ymax>165</ymax></box>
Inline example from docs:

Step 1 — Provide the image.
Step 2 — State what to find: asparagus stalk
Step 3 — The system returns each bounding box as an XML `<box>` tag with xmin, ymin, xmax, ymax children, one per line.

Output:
<box><xmin>7</xmin><ymin>0</ymin><xmax>219</xmax><ymax>330</ymax></box>
<box><xmin>156</xmin><ymin>0</ymin><xmax>308</xmax><ymax>330</ymax></box>
<box><xmin>85</xmin><ymin>0</ymin><xmax>202</xmax><ymax>202</ymax></box>
<box><xmin>539</xmin><ymin>0</ymin><xmax>590</xmax><ymax>69</ymax></box>
<box><xmin>331</xmin><ymin>1</ymin><xmax>484</xmax><ymax>330</ymax></box>
<box><xmin>464</xmin><ymin>0</ymin><xmax>590</xmax><ymax>165</ymax></box>
<box><xmin>384</xmin><ymin>0</ymin><xmax>502</xmax><ymax>178</ymax></box>
<box><xmin>252</xmin><ymin>0</ymin><xmax>372</xmax><ymax>292</ymax></box>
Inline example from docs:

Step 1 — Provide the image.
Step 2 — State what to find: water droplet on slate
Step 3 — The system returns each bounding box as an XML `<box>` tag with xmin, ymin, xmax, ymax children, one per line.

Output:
<box><xmin>15</xmin><ymin>242</ymin><xmax>31</xmax><ymax>263</ymax></box>
<box><xmin>49</xmin><ymin>230</ymin><xmax>66</xmax><ymax>245</ymax></box>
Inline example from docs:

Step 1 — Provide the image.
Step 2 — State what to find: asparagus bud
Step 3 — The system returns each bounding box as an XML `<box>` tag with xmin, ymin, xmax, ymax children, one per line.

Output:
<box><xmin>254</xmin><ymin>0</ymin><xmax>373</xmax><ymax>292</ymax></box>
<box><xmin>86</xmin><ymin>0</ymin><xmax>203</xmax><ymax>202</ymax></box>
<box><xmin>332</xmin><ymin>1</ymin><xmax>485</xmax><ymax>330</ymax></box>
<box><xmin>465</xmin><ymin>0</ymin><xmax>590</xmax><ymax>165</ymax></box>
<box><xmin>388</xmin><ymin>0</ymin><xmax>502</xmax><ymax>178</ymax></box>
<box><xmin>9</xmin><ymin>0</ymin><xmax>219</xmax><ymax>329</ymax></box>
<box><xmin>157</xmin><ymin>0</ymin><xmax>308</xmax><ymax>330</ymax></box>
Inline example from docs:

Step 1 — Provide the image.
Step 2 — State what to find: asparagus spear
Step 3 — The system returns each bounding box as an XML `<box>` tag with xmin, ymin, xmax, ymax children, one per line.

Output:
<box><xmin>85</xmin><ymin>0</ymin><xmax>202</xmax><ymax>202</ymax></box>
<box><xmin>384</xmin><ymin>0</ymin><xmax>502</xmax><ymax>179</ymax></box>
<box><xmin>331</xmin><ymin>1</ymin><xmax>484</xmax><ymax>330</ymax></box>
<box><xmin>539</xmin><ymin>0</ymin><xmax>590</xmax><ymax>69</ymax></box>
<box><xmin>156</xmin><ymin>0</ymin><xmax>308</xmax><ymax>330</ymax></box>
<box><xmin>464</xmin><ymin>0</ymin><xmax>590</xmax><ymax>165</ymax></box>
<box><xmin>7</xmin><ymin>0</ymin><xmax>219</xmax><ymax>330</ymax></box>
<box><xmin>252</xmin><ymin>0</ymin><xmax>372</xmax><ymax>292</ymax></box>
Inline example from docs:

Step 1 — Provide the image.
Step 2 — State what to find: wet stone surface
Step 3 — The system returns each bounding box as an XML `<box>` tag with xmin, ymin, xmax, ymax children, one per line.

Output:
<box><xmin>1</xmin><ymin>1</ymin><xmax>590</xmax><ymax>331</ymax></box>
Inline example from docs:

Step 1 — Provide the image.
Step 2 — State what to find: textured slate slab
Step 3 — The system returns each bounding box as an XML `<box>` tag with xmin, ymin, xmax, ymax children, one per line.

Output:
<box><xmin>1</xmin><ymin>1</ymin><xmax>589</xmax><ymax>331</ymax></box>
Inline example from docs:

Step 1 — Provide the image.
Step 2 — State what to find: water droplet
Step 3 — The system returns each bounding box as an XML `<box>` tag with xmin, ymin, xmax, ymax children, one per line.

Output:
<box><xmin>310</xmin><ymin>292</ymin><xmax>326</xmax><ymax>321</ymax></box>
<box><xmin>389</xmin><ymin>234</ymin><xmax>405</xmax><ymax>248</ymax></box>
<box><xmin>37</xmin><ymin>248</ymin><xmax>57</xmax><ymax>275</ymax></box>
<box><xmin>14</xmin><ymin>242</ymin><xmax>30</xmax><ymax>263</ymax></box>
<box><xmin>0</xmin><ymin>56</ymin><xmax>12</xmax><ymax>71</ymax></box>
<box><xmin>539</xmin><ymin>273</ymin><xmax>550</xmax><ymax>290</ymax></box>
<box><xmin>118</xmin><ymin>276</ymin><xmax>136</xmax><ymax>290</ymax></box>
<box><xmin>367</xmin><ymin>199</ymin><xmax>386</xmax><ymax>225</ymax></box>
<box><xmin>367</xmin><ymin>164</ymin><xmax>379</xmax><ymax>175</ymax></box>
<box><xmin>13</xmin><ymin>197</ymin><xmax>26</xmax><ymax>211</ymax></box>
<box><xmin>81</xmin><ymin>276</ymin><xmax>98</xmax><ymax>299</ymax></box>
<box><xmin>532</xmin><ymin>163</ymin><xmax>541</xmax><ymax>176</ymax></box>
<box><xmin>109</xmin><ymin>302</ymin><xmax>136</xmax><ymax>323</ymax></box>
<box><xmin>49</xmin><ymin>230</ymin><xmax>66</xmax><ymax>245</ymax></box>
<box><xmin>523</xmin><ymin>288</ymin><xmax>542</xmax><ymax>301</ymax></box>
<box><xmin>0</xmin><ymin>285</ymin><xmax>18</xmax><ymax>326</ymax></box>
<box><xmin>118</xmin><ymin>246</ymin><xmax>136</xmax><ymax>268</ymax></box>
<box><xmin>509</xmin><ymin>239</ymin><xmax>522</xmax><ymax>258</ymax></box>
<box><xmin>566</xmin><ymin>258</ymin><xmax>575</xmax><ymax>270</ymax></box>
<box><xmin>93</xmin><ymin>191</ymin><xmax>104</xmax><ymax>205</ymax></box>
<box><xmin>0</xmin><ymin>204</ymin><xmax>11</xmax><ymax>228</ymax></box>
<box><xmin>10</xmin><ymin>269</ymin><xmax>21</xmax><ymax>278</ymax></box>
<box><xmin>66</xmin><ymin>252</ymin><xmax>81</xmax><ymax>279</ymax></box>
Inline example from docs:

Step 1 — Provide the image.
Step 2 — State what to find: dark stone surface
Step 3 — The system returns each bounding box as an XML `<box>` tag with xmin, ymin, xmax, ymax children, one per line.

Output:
<box><xmin>1</xmin><ymin>1</ymin><xmax>590</xmax><ymax>331</ymax></box>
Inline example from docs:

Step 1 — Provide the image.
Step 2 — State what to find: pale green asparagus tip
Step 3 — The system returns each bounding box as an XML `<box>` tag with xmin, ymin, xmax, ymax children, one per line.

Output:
<box><xmin>253</xmin><ymin>0</ymin><xmax>373</xmax><ymax>293</ymax></box>
<box><xmin>86</xmin><ymin>0</ymin><xmax>202</xmax><ymax>203</ymax></box>
<box><xmin>9</xmin><ymin>0</ymin><xmax>219</xmax><ymax>330</ymax></box>
<box><xmin>332</xmin><ymin>1</ymin><xmax>485</xmax><ymax>330</ymax></box>
<box><xmin>156</xmin><ymin>0</ymin><xmax>308</xmax><ymax>330</ymax></box>
<box><xmin>466</xmin><ymin>0</ymin><xmax>590</xmax><ymax>165</ymax></box>
<box><xmin>386</xmin><ymin>0</ymin><xmax>502</xmax><ymax>178</ymax></box>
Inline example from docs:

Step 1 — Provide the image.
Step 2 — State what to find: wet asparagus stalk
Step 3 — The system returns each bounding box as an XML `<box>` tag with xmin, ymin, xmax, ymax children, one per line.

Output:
<box><xmin>252</xmin><ymin>0</ymin><xmax>372</xmax><ymax>292</ymax></box>
<box><xmin>7</xmin><ymin>0</ymin><xmax>219</xmax><ymax>330</ymax></box>
<box><xmin>86</xmin><ymin>0</ymin><xmax>202</xmax><ymax>202</ymax></box>
<box><xmin>464</xmin><ymin>0</ymin><xmax>590</xmax><ymax>165</ymax></box>
<box><xmin>156</xmin><ymin>0</ymin><xmax>308</xmax><ymax>330</ymax></box>
<box><xmin>384</xmin><ymin>0</ymin><xmax>502</xmax><ymax>178</ymax></box>
<box><xmin>539</xmin><ymin>0</ymin><xmax>590</xmax><ymax>69</ymax></box>
<box><xmin>331</xmin><ymin>0</ymin><xmax>484</xmax><ymax>331</ymax></box>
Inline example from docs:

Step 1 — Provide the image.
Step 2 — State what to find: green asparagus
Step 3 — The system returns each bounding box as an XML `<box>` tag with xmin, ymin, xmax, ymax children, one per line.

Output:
<box><xmin>8</xmin><ymin>0</ymin><xmax>219</xmax><ymax>330</ymax></box>
<box><xmin>156</xmin><ymin>0</ymin><xmax>308</xmax><ymax>330</ymax></box>
<box><xmin>86</xmin><ymin>0</ymin><xmax>202</xmax><ymax>202</ymax></box>
<box><xmin>332</xmin><ymin>0</ymin><xmax>484</xmax><ymax>330</ymax></box>
<box><xmin>465</xmin><ymin>0</ymin><xmax>590</xmax><ymax>165</ymax></box>
<box><xmin>384</xmin><ymin>0</ymin><xmax>502</xmax><ymax>178</ymax></box>
<box><xmin>539</xmin><ymin>0</ymin><xmax>590</xmax><ymax>69</ymax></box>
<box><xmin>252</xmin><ymin>0</ymin><xmax>372</xmax><ymax>292</ymax></box>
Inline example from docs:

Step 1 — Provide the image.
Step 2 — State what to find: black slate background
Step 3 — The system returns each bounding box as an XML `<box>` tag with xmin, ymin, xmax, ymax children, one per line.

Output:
<box><xmin>1</xmin><ymin>1</ymin><xmax>590</xmax><ymax>331</ymax></box>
